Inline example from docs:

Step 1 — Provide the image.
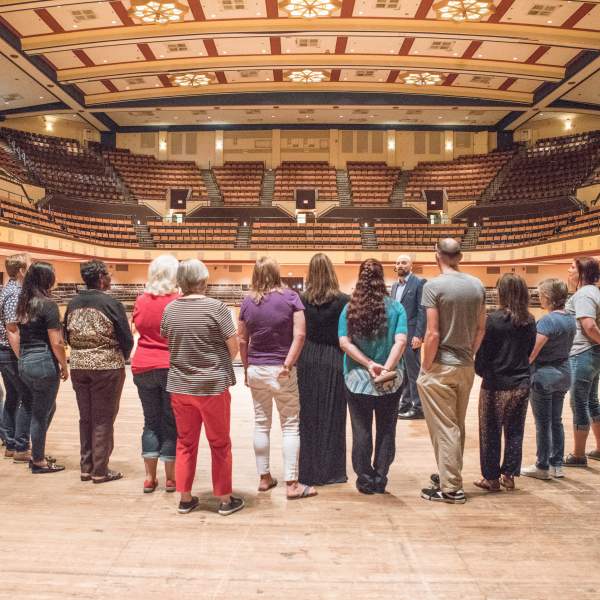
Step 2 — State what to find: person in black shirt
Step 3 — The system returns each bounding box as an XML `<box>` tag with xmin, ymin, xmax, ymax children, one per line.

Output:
<box><xmin>297</xmin><ymin>253</ymin><xmax>349</xmax><ymax>486</ymax></box>
<box><xmin>14</xmin><ymin>262</ymin><xmax>68</xmax><ymax>474</ymax></box>
<box><xmin>475</xmin><ymin>274</ymin><xmax>536</xmax><ymax>491</ymax></box>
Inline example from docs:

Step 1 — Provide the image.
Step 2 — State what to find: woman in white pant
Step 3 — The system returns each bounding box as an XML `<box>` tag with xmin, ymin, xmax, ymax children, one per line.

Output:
<box><xmin>238</xmin><ymin>256</ymin><xmax>316</xmax><ymax>500</ymax></box>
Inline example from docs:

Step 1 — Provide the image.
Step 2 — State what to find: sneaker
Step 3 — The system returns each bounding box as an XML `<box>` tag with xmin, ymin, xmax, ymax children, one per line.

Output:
<box><xmin>550</xmin><ymin>465</ymin><xmax>565</xmax><ymax>478</ymax></box>
<box><xmin>564</xmin><ymin>453</ymin><xmax>587</xmax><ymax>467</ymax></box>
<box><xmin>165</xmin><ymin>479</ymin><xmax>176</xmax><ymax>493</ymax></box>
<box><xmin>421</xmin><ymin>487</ymin><xmax>466</xmax><ymax>504</ymax></box>
<box><xmin>521</xmin><ymin>464</ymin><xmax>551</xmax><ymax>480</ymax></box>
<box><xmin>177</xmin><ymin>496</ymin><xmax>200</xmax><ymax>514</ymax></box>
<box><xmin>218</xmin><ymin>495</ymin><xmax>245</xmax><ymax>516</ymax></box>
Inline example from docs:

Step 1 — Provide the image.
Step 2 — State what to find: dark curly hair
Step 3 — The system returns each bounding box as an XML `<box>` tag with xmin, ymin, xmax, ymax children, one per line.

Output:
<box><xmin>80</xmin><ymin>259</ymin><xmax>109</xmax><ymax>290</ymax></box>
<box><xmin>347</xmin><ymin>258</ymin><xmax>388</xmax><ymax>339</ymax></box>
<box><xmin>16</xmin><ymin>261</ymin><xmax>55</xmax><ymax>323</ymax></box>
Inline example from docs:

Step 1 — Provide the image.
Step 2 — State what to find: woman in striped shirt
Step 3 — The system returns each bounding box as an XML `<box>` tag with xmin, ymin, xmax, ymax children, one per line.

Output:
<box><xmin>160</xmin><ymin>259</ymin><xmax>244</xmax><ymax>516</ymax></box>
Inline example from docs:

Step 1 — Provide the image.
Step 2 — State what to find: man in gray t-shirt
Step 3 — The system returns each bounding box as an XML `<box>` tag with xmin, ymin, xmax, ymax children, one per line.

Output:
<box><xmin>417</xmin><ymin>239</ymin><xmax>486</xmax><ymax>504</ymax></box>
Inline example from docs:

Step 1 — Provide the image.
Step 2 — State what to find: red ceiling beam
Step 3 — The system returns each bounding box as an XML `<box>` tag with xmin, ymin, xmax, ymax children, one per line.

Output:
<box><xmin>487</xmin><ymin>0</ymin><xmax>514</xmax><ymax>23</ymax></box>
<box><xmin>265</xmin><ymin>0</ymin><xmax>279</xmax><ymax>18</ymax></box>
<box><xmin>35</xmin><ymin>8</ymin><xmax>64</xmax><ymax>32</ymax></box>
<box><xmin>498</xmin><ymin>77</ymin><xmax>516</xmax><ymax>90</ymax></box>
<box><xmin>158</xmin><ymin>74</ymin><xmax>172</xmax><ymax>87</ymax></box>
<box><xmin>525</xmin><ymin>45</ymin><xmax>550</xmax><ymax>64</ymax></box>
<box><xmin>398</xmin><ymin>37</ymin><xmax>414</xmax><ymax>55</ymax></box>
<box><xmin>203</xmin><ymin>39</ymin><xmax>219</xmax><ymax>56</ymax></box>
<box><xmin>330</xmin><ymin>69</ymin><xmax>341</xmax><ymax>81</ymax></box>
<box><xmin>274</xmin><ymin>69</ymin><xmax>283</xmax><ymax>82</ymax></box>
<box><xmin>102</xmin><ymin>80</ymin><xmax>118</xmax><ymax>93</ymax></box>
<box><xmin>386</xmin><ymin>70</ymin><xmax>399</xmax><ymax>83</ymax></box>
<box><xmin>270</xmin><ymin>37</ymin><xmax>281</xmax><ymax>54</ymax></box>
<box><xmin>442</xmin><ymin>73</ymin><xmax>458</xmax><ymax>86</ymax></box>
<box><xmin>335</xmin><ymin>37</ymin><xmax>348</xmax><ymax>54</ymax></box>
<box><xmin>340</xmin><ymin>0</ymin><xmax>355</xmax><ymax>18</ymax></box>
<box><xmin>561</xmin><ymin>2</ymin><xmax>595</xmax><ymax>28</ymax></box>
<box><xmin>137</xmin><ymin>42</ymin><xmax>156</xmax><ymax>60</ymax></box>
<box><xmin>187</xmin><ymin>0</ymin><xmax>206</xmax><ymax>20</ymax></box>
<box><xmin>110</xmin><ymin>1</ymin><xmax>135</xmax><ymax>26</ymax></box>
<box><xmin>215</xmin><ymin>71</ymin><xmax>227</xmax><ymax>84</ymax></box>
<box><xmin>462</xmin><ymin>41</ymin><xmax>483</xmax><ymax>59</ymax></box>
<box><xmin>414</xmin><ymin>0</ymin><xmax>434</xmax><ymax>19</ymax></box>
<box><xmin>73</xmin><ymin>49</ymin><xmax>94</xmax><ymax>67</ymax></box>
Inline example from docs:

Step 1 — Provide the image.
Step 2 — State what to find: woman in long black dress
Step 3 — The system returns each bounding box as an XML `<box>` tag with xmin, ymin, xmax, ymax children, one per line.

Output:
<box><xmin>298</xmin><ymin>253</ymin><xmax>349</xmax><ymax>486</ymax></box>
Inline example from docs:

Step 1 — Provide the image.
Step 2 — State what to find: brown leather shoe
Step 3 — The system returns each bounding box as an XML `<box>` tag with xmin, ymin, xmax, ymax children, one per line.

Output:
<box><xmin>13</xmin><ymin>450</ymin><xmax>31</xmax><ymax>463</ymax></box>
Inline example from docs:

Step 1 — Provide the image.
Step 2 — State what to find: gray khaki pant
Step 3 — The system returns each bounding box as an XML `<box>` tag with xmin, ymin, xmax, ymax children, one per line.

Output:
<box><xmin>417</xmin><ymin>362</ymin><xmax>475</xmax><ymax>493</ymax></box>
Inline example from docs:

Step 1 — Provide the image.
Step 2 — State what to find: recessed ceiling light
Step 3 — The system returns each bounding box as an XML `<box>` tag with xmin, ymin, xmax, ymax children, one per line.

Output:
<box><xmin>438</xmin><ymin>115</ymin><xmax>443</xmax><ymax>119</ymax></box>
<box><xmin>256</xmin><ymin>11</ymin><xmax>261</xmax><ymax>15</ymax></box>
<box><xmin>159</xmin><ymin>54</ymin><xmax>164</xmax><ymax>58</ymax></box>
<box><xmin>358</xmin><ymin>10</ymin><xmax>363</xmax><ymax>14</ymax></box>
<box><xmin>547</xmin><ymin>20</ymin><xmax>552</xmax><ymax>23</ymax></box>
<box><xmin>477</xmin><ymin>54</ymin><xmax>483</xmax><ymax>57</ymax></box>
<box><xmin>261</xmin><ymin>49</ymin><xmax>266</xmax><ymax>53</ymax></box>
<box><xmin>103</xmin><ymin>59</ymin><xmax>107</xmax><ymax>63</ymax></box>
<box><xmin>39</xmin><ymin>96</ymin><xmax>44</xmax><ymax>99</ymax></box>
<box><xmin>125</xmin><ymin>86</ymin><xmax>130</xmax><ymax>90</ymax></box>
<box><xmin>513</xmin><ymin>57</ymin><xmax>518</xmax><ymax>60</ymax></box>
<box><xmin>211</xmin><ymin>13</ymin><xmax>216</xmax><ymax>17</ymax></box>
<box><xmin>72</xmin><ymin>24</ymin><xmax>78</xmax><ymax>28</ymax></box>
<box><xmin>223</xmin><ymin>50</ymin><xmax>228</xmax><ymax>54</ymax></box>
<box><xmin>414</xmin><ymin>51</ymin><xmax>419</xmax><ymax>54</ymax></box>
<box><xmin>111</xmin><ymin>20</ymin><xmax>117</xmax><ymax>24</ymax></box>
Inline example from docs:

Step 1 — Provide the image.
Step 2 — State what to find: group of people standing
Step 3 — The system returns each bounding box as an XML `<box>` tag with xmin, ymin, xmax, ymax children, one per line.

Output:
<box><xmin>1</xmin><ymin>242</ymin><xmax>599</xmax><ymax>512</ymax></box>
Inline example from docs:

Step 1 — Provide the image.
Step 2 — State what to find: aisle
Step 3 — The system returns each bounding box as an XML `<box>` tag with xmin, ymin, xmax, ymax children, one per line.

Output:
<box><xmin>1</xmin><ymin>367</ymin><xmax>599</xmax><ymax>600</ymax></box>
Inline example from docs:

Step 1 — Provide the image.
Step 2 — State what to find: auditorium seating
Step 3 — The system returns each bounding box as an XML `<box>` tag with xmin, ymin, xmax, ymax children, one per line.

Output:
<box><xmin>0</xmin><ymin>144</ymin><xmax>32</xmax><ymax>183</ymax></box>
<box><xmin>476</xmin><ymin>213</ymin><xmax>571</xmax><ymax>248</ymax></box>
<box><xmin>0</xmin><ymin>197</ymin><xmax>62</xmax><ymax>233</ymax></box>
<box><xmin>347</xmin><ymin>162</ymin><xmax>400</xmax><ymax>206</ymax></box>
<box><xmin>250</xmin><ymin>222</ymin><xmax>362</xmax><ymax>249</ymax></box>
<box><xmin>555</xmin><ymin>206</ymin><xmax>600</xmax><ymax>239</ymax></box>
<box><xmin>404</xmin><ymin>151</ymin><xmax>515</xmax><ymax>204</ymax></box>
<box><xmin>98</xmin><ymin>146</ymin><xmax>207</xmax><ymax>203</ymax></box>
<box><xmin>0</xmin><ymin>128</ymin><xmax>128</xmax><ymax>204</ymax></box>
<box><xmin>273</xmin><ymin>162</ymin><xmax>337</xmax><ymax>203</ymax></box>
<box><xmin>212</xmin><ymin>162</ymin><xmax>263</xmax><ymax>205</ymax></box>
<box><xmin>148</xmin><ymin>220</ymin><xmax>238</xmax><ymax>248</ymax></box>
<box><xmin>490</xmin><ymin>131</ymin><xmax>600</xmax><ymax>205</ymax></box>
<box><xmin>50</xmin><ymin>210</ymin><xmax>137</xmax><ymax>246</ymax></box>
<box><xmin>375</xmin><ymin>223</ymin><xmax>467</xmax><ymax>249</ymax></box>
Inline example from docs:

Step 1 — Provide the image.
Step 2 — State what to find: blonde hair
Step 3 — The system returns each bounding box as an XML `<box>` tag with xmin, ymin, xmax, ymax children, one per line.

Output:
<box><xmin>146</xmin><ymin>254</ymin><xmax>179</xmax><ymax>296</ymax></box>
<box><xmin>177</xmin><ymin>259</ymin><xmax>209</xmax><ymax>295</ymax></box>
<box><xmin>5</xmin><ymin>253</ymin><xmax>29</xmax><ymax>279</ymax></box>
<box><xmin>304</xmin><ymin>253</ymin><xmax>340</xmax><ymax>305</ymax></box>
<box><xmin>250</xmin><ymin>256</ymin><xmax>282</xmax><ymax>304</ymax></box>
<box><xmin>538</xmin><ymin>278</ymin><xmax>569</xmax><ymax>310</ymax></box>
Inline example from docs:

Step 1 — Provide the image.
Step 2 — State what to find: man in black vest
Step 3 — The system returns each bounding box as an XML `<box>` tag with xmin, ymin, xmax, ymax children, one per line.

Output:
<box><xmin>391</xmin><ymin>255</ymin><xmax>426</xmax><ymax>419</ymax></box>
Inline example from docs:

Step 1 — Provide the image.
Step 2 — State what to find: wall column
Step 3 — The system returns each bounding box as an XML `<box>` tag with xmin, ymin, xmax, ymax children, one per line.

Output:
<box><xmin>443</xmin><ymin>131</ymin><xmax>454</xmax><ymax>160</ymax></box>
<box><xmin>386</xmin><ymin>130</ymin><xmax>396</xmax><ymax>166</ymax></box>
<box><xmin>329</xmin><ymin>129</ymin><xmax>339</xmax><ymax>168</ymax></box>
<box><xmin>272</xmin><ymin>129</ymin><xmax>281</xmax><ymax>168</ymax></box>
<box><xmin>214</xmin><ymin>130</ymin><xmax>224</xmax><ymax>166</ymax></box>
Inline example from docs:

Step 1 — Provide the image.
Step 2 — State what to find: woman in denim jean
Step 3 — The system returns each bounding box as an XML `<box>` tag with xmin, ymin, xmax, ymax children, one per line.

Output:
<box><xmin>132</xmin><ymin>255</ymin><xmax>180</xmax><ymax>494</ymax></box>
<box><xmin>13</xmin><ymin>262</ymin><xmax>68</xmax><ymax>474</ymax></box>
<box><xmin>523</xmin><ymin>279</ymin><xmax>576</xmax><ymax>480</ymax></box>
<box><xmin>565</xmin><ymin>257</ymin><xmax>600</xmax><ymax>467</ymax></box>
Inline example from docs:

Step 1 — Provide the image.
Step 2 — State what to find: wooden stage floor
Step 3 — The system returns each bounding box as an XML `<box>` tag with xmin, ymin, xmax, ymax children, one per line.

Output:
<box><xmin>1</xmin><ymin>366</ymin><xmax>599</xmax><ymax>600</ymax></box>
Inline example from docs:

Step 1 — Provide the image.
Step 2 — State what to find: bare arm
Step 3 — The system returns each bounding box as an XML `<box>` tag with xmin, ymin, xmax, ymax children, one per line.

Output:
<box><xmin>421</xmin><ymin>307</ymin><xmax>440</xmax><ymax>372</ymax></box>
<box><xmin>529</xmin><ymin>333</ymin><xmax>549</xmax><ymax>364</ymax></box>
<box><xmin>383</xmin><ymin>333</ymin><xmax>407</xmax><ymax>373</ymax></box>
<box><xmin>339</xmin><ymin>336</ymin><xmax>376</xmax><ymax>370</ymax></box>
<box><xmin>225</xmin><ymin>334</ymin><xmax>239</xmax><ymax>360</ymax></box>
<box><xmin>6</xmin><ymin>323</ymin><xmax>20</xmax><ymax>358</ymax></box>
<box><xmin>48</xmin><ymin>328</ymin><xmax>69</xmax><ymax>381</ymax></box>
<box><xmin>280</xmin><ymin>310</ymin><xmax>306</xmax><ymax>378</ymax></box>
<box><xmin>580</xmin><ymin>317</ymin><xmax>600</xmax><ymax>346</ymax></box>
<box><xmin>472</xmin><ymin>305</ymin><xmax>487</xmax><ymax>355</ymax></box>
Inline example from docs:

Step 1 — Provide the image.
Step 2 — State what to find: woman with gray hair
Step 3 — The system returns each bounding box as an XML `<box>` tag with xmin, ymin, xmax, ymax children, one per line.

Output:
<box><xmin>160</xmin><ymin>259</ymin><xmax>244</xmax><ymax>516</ymax></box>
<box><xmin>132</xmin><ymin>254</ymin><xmax>180</xmax><ymax>494</ymax></box>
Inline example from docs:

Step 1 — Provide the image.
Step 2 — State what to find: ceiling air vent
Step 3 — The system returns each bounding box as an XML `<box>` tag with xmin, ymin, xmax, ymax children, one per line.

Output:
<box><xmin>295</xmin><ymin>38</ymin><xmax>321</xmax><ymax>48</ymax></box>
<box><xmin>406</xmin><ymin>109</ymin><xmax>422</xmax><ymax>115</ymax></box>
<box><xmin>2</xmin><ymin>93</ymin><xmax>23</xmax><ymax>102</ymax></box>
<box><xmin>245</xmin><ymin>109</ymin><xmax>261</xmax><ymax>115</ymax></box>
<box><xmin>352</xmin><ymin>109</ymin><xmax>369</xmax><ymax>115</ymax></box>
<box><xmin>191</xmin><ymin>110</ymin><xmax>208</xmax><ymax>115</ymax></box>
<box><xmin>239</xmin><ymin>70</ymin><xmax>259</xmax><ymax>78</ymax></box>
<box><xmin>355</xmin><ymin>70</ymin><xmax>376</xmax><ymax>77</ymax></box>
<box><xmin>375</xmin><ymin>0</ymin><xmax>400</xmax><ymax>8</ymax></box>
<box><xmin>71</xmin><ymin>9</ymin><xmax>97</xmax><ymax>22</ymax></box>
<box><xmin>528</xmin><ymin>4</ymin><xmax>558</xmax><ymax>16</ymax></box>
<box><xmin>126</xmin><ymin>77</ymin><xmax>146</xmax><ymax>85</ymax></box>
<box><xmin>430</xmin><ymin>40</ymin><xmax>455</xmax><ymax>51</ymax></box>
<box><xmin>470</xmin><ymin>75</ymin><xmax>492</xmax><ymax>85</ymax></box>
<box><xmin>299</xmin><ymin>109</ymin><xmax>315</xmax><ymax>115</ymax></box>
<box><xmin>221</xmin><ymin>0</ymin><xmax>245</xmax><ymax>9</ymax></box>
<box><xmin>167</xmin><ymin>43</ymin><xmax>188</xmax><ymax>52</ymax></box>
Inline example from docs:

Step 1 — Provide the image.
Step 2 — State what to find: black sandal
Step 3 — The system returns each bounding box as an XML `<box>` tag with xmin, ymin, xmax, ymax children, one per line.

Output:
<box><xmin>93</xmin><ymin>470</ymin><xmax>123</xmax><ymax>484</ymax></box>
<box><xmin>80</xmin><ymin>473</ymin><xmax>92</xmax><ymax>482</ymax></box>
<box><xmin>31</xmin><ymin>462</ymin><xmax>65</xmax><ymax>474</ymax></box>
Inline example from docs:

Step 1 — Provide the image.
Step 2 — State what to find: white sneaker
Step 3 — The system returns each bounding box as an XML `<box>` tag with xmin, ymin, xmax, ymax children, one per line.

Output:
<box><xmin>550</xmin><ymin>465</ymin><xmax>564</xmax><ymax>478</ymax></box>
<box><xmin>521</xmin><ymin>464</ymin><xmax>551</xmax><ymax>480</ymax></box>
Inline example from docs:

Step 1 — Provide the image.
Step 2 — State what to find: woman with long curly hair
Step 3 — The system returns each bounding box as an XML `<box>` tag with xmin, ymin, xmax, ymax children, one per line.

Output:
<box><xmin>338</xmin><ymin>258</ymin><xmax>407</xmax><ymax>494</ymax></box>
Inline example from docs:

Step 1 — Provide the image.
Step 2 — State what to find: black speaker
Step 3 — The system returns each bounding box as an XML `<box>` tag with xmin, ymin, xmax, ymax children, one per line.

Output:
<box><xmin>424</xmin><ymin>189</ymin><xmax>444</xmax><ymax>212</ymax></box>
<box><xmin>169</xmin><ymin>188</ymin><xmax>191</xmax><ymax>210</ymax></box>
<box><xmin>295</xmin><ymin>189</ymin><xmax>316</xmax><ymax>210</ymax></box>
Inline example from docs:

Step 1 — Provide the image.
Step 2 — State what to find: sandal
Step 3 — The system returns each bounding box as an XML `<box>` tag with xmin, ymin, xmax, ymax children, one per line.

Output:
<box><xmin>93</xmin><ymin>470</ymin><xmax>123</xmax><ymax>484</ymax></box>
<box><xmin>586</xmin><ymin>449</ymin><xmax>600</xmax><ymax>462</ymax></box>
<box><xmin>31</xmin><ymin>462</ymin><xmax>65</xmax><ymax>474</ymax></box>
<box><xmin>473</xmin><ymin>478</ymin><xmax>501</xmax><ymax>492</ymax></box>
<box><xmin>564</xmin><ymin>453</ymin><xmax>588</xmax><ymax>467</ymax></box>
<box><xmin>287</xmin><ymin>484</ymin><xmax>317</xmax><ymax>500</ymax></box>
<box><xmin>500</xmin><ymin>474</ymin><xmax>515</xmax><ymax>491</ymax></box>
<box><xmin>143</xmin><ymin>479</ymin><xmax>158</xmax><ymax>493</ymax></box>
<box><xmin>258</xmin><ymin>477</ymin><xmax>278</xmax><ymax>492</ymax></box>
<box><xmin>81</xmin><ymin>473</ymin><xmax>92</xmax><ymax>482</ymax></box>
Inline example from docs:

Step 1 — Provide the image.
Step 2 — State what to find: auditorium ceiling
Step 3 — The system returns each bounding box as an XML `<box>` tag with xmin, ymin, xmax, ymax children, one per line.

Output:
<box><xmin>0</xmin><ymin>0</ymin><xmax>598</xmax><ymax>131</ymax></box>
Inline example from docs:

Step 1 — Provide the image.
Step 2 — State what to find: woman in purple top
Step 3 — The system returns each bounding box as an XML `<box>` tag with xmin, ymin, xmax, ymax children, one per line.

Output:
<box><xmin>238</xmin><ymin>256</ymin><xmax>317</xmax><ymax>500</ymax></box>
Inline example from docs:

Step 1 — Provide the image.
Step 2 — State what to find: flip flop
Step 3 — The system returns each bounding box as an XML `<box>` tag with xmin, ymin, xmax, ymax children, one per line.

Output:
<box><xmin>258</xmin><ymin>478</ymin><xmax>278</xmax><ymax>492</ymax></box>
<box><xmin>287</xmin><ymin>484</ymin><xmax>318</xmax><ymax>500</ymax></box>
<box><xmin>473</xmin><ymin>478</ymin><xmax>501</xmax><ymax>492</ymax></box>
<box><xmin>93</xmin><ymin>470</ymin><xmax>123</xmax><ymax>484</ymax></box>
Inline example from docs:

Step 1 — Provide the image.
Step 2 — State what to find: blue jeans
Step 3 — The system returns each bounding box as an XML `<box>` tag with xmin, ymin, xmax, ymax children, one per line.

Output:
<box><xmin>0</xmin><ymin>346</ymin><xmax>32</xmax><ymax>452</ymax></box>
<box><xmin>133</xmin><ymin>368</ymin><xmax>176</xmax><ymax>461</ymax></box>
<box><xmin>530</xmin><ymin>363</ymin><xmax>570</xmax><ymax>469</ymax></box>
<box><xmin>569</xmin><ymin>346</ymin><xmax>600</xmax><ymax>431</ymax></box>
<box><xmin>18</xmin><ymin>346</ymin><xmax>60</xmax><ymax>462</ymax></box>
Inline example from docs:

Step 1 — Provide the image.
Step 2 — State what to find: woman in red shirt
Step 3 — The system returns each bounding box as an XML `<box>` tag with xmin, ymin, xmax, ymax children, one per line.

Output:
<box><xmin>132</xmin><ymin>255</ymin><xmax>180</xmax><ymax>493</ymax></box>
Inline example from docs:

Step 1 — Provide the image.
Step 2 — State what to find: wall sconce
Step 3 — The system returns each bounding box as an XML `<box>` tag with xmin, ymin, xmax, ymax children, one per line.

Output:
<box><xmin>387</xmin><ymin>138</ymin><xmax>395</xmax><ymax>151</ymax></box>
<box><xmin>564</xmin><ymin>118</ymin><xmax>573</xmax><ymax>131</ymax></box>
<box><xmin>445</xmin><ymin>140</ymin><xmax>453</xmax><ymax>151</ymax></box>
<box><xmin>44</xmin><ymin>119</ymin><xmax>54</xmax><ymax>132</ymax></box>
<box><xmin>159</xmin><ymin>139</ymin><xmax>167</xmax><ymax>151</ymax></box>
<box><xmin>215</xmin><ymin>139</ymin><xmax>223</xmax><ymax>151</ymax></box>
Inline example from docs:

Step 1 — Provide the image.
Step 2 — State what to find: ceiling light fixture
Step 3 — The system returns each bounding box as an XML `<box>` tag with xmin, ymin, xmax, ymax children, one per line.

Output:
<box><xmin>128</xmin><ymin>0</ymin><xmax>188</xmax><ymax>24</ymax></box>
<box><xmin>169</xmin><ymin>72</ymin><xmax>215</xmax><ymax>87</ymax></box>
<box><xmin>279</xmin><ymin>0</ymin><xmax>340</xmax><ymax>19</ymax></box>
<box><xmin>403</xmin><ymin>72</ymin><xmax>443</xmax><ymax>86</ymax></box>
<box><xmin>286</xmin><ymin>69</ymin><xmax>329</xmax><ymax>83</ymax></box>
<box><xmin>433</xmin><ymin>0</ymin><xmax>495</xmax><ymax>22</ymax></box>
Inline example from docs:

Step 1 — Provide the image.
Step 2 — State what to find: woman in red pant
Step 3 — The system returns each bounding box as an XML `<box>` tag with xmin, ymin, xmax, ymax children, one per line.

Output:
<box><xmin>160</xmin><ymin>258</ymin><xmax>244</xmax><ymax>516</ymax></box>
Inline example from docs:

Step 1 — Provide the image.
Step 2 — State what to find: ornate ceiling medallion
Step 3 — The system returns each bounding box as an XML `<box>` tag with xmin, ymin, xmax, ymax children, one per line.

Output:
<box><xmin>402</xmin><ymin>72</ymin><xmax>444</xmax><ymax>86</ymax></box>
<box><xmin>169</xmin><ymin>72</ymin><xmax>215</xmax><ymax>87</ymax></box>
<box><xmin>279</xmin><ymin>0</ymin><xmax>341</xmax><ymax>18</ymax></box>
<box><xmin>433</xmin><ymin>0</ymin><xmax>495</xmax><ymax>22</ymax></box>
<box><xmin>128</xmin><ymin>0</ymin><xmax>188</xmax><ymax>24</ymax></box>
<box><xmin>285</xmin><ymin>69</ymin><xmax>330</xmax><ymax>83</ymax></box>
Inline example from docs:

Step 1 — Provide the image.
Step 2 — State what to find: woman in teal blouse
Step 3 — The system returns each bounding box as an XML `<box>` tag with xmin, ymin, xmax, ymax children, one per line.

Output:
<box><xmin>339</xmin><ymin>259</ymin><xmax>408</xmax><ymax>495</ymax></box>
